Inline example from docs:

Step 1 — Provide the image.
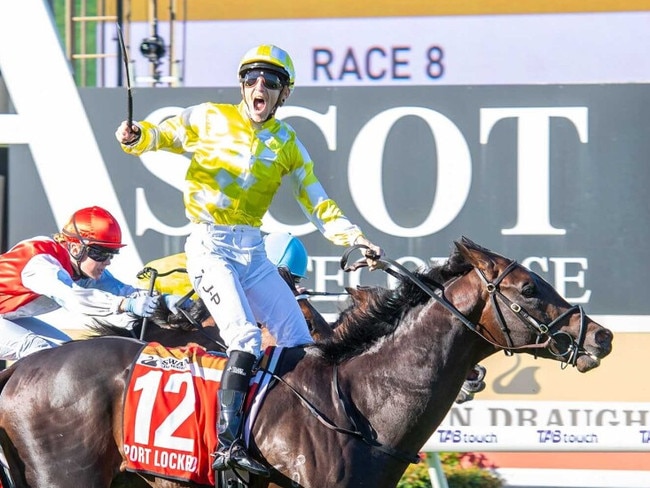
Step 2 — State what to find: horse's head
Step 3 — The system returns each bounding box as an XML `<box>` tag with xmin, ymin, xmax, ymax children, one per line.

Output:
<box><xmin>454</xmin><ymin>236</ymin><xmax>613</xmax><ymax>372</ymax></box>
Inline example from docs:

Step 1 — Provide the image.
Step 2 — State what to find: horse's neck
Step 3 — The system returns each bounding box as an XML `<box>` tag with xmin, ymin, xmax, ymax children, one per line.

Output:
<box><xmin>339</xmin><ymin>301</ymin><xmax>485</xmax><ymax>452</ymax></box>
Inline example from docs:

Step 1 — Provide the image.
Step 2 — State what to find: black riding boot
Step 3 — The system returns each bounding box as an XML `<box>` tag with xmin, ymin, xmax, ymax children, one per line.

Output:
<box><xmin>211</xmin><ymin>351</ymin><xmax>270</xmax><ymax>477</ymax></box>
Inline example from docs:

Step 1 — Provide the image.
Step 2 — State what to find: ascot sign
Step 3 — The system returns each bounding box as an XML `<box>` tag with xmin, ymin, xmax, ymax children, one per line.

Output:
<box><xmin>0</xmin><ymin>0</ymin><xmax>588</xmax><ymax>274</ymax></box>
<box><xmin>136</xmin><ymin>104</ymin><xmax>587</xmax><ymax>241</ymax></box>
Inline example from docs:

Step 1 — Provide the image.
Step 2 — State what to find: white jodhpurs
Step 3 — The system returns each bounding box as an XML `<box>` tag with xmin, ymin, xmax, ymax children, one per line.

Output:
<box><xmin>185</xmin><ymin>223</ymin><xmax>313</xmax><ymax>357</ymax></box>
<box><xmin>0</xmin><ymin>316</ymin><xmax>71</xmax><ymax>361</ymax></box>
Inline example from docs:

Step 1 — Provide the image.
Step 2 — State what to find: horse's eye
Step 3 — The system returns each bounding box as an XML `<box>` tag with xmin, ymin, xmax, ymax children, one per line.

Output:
<box><xmin>522</xmin><ymin>283</ymin><xmax>536</xmax><ymax>297</ymax></box>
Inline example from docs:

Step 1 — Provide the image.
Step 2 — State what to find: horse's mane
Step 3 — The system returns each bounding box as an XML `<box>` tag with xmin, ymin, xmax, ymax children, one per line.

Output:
<box><xmin>315</xmin><ymin>247</ymin><xmax>473</xmax><ymax>364</ymax></box>
<box><xmin>86</xmin><ymin>319</ymin><xmax>139</xmax><ymax>339</ymax></box>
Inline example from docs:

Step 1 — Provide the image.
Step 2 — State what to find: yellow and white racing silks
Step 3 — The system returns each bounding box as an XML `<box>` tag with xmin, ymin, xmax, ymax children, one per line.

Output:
<box><xmin>123</xmin><ymin>101</ymin><xmax>363</xmax><ymax>246</ymax></box>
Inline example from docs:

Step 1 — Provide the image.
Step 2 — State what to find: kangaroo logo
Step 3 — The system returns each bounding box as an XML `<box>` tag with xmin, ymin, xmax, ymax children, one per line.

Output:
<box><xmin>493</xmin><ymin>355</ymin><xmax>541</xmax><ymax>394</ymax></box>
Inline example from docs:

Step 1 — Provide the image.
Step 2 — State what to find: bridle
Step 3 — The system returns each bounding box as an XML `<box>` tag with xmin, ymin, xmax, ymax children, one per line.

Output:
<box><xmin>340</xmin><ymin>245</ymin><xmax>589</xmax><ymax>367</ymax></box>
<box><xmin>474</xmin><ymin>260</ymin><xmax>587</xmax><ymax>367</ymax></box>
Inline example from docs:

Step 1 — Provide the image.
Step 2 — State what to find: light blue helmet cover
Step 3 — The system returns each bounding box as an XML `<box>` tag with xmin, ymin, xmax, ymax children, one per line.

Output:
<box><xmin>264</xmin><ymin>232</ymin><xmax>308</xmax><ymax>279</ymax></box>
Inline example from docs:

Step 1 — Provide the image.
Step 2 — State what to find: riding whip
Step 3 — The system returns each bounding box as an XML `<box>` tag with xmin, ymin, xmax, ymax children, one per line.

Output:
<box><xmin>116</xmin><ymin>24</ymin><xmax>133</xmax><ymax>128</ymax></box>
<box><xmin>137</xmin><ymin>267</ymin><xmax>158</xmax><ymax>340</ymax></box>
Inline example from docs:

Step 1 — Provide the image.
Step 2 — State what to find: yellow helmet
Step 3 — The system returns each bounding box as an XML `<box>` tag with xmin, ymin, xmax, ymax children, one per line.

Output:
<box><xmin>238</xmin><ymin>44</ymin><xmax>295</xmax><ymax>90</ymax></box>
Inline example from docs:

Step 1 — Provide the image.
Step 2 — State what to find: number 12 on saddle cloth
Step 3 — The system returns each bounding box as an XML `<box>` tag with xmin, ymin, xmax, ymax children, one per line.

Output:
<box><xmin>122</xmin><ymin>343</ymin><xmax>280</xmax><ymax>485</ymax></box>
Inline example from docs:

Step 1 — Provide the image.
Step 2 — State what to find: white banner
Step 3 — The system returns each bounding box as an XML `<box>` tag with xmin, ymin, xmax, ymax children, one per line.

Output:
<box><xmin>424</xmin><ymin>400</ymin><xmax>650</xmax><ymax>451</ymax></box>
<box><xmin>110</xmin><ymin>11</ymin><xmax>650</xmax><ymax>87</ymax></box>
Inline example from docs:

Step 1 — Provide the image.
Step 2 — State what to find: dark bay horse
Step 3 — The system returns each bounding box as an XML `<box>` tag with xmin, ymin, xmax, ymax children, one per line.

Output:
<box><xmin>0</xmin><ymin>238</ymin><xmax>613</xmax><ymax>488</ymax></box>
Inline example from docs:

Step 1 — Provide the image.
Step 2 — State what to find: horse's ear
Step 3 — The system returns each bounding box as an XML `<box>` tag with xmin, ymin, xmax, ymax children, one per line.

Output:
<box><xmin>459</xmin><ymin>236</ymin><xmax>476</xmax><ymax>247</ymax></box>
<box><xmin>454</xmin><ymin>237</ymin><xmax>496</xmax><ymax>276</ymax></box>
<box><xmin>346</xmin><ymin>287</ymin><xmax>362</xmax><ymax>302</ymax></box>
<box><xmin>454</xmin><ymin>236</ymin><xmax>476</xmax><ymax>257</ymax></box>
<box><xmin>347</xmin><ymin>285</ymin><xmax>372</xmax><ymax>301</ymax></box>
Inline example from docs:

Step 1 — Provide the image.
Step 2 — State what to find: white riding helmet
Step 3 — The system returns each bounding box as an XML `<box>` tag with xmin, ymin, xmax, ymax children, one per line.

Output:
<box><xmin>264</xmin><ymin>232</ymin><xmax>308</xmax><ymax>279</ymax></box>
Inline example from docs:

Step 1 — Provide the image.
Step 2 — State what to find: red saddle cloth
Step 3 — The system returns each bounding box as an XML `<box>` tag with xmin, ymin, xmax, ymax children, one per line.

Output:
<box><xmin>122</xmin><ymin>343</ymin><xmax>280</xmax><ymax>486</ymax></box>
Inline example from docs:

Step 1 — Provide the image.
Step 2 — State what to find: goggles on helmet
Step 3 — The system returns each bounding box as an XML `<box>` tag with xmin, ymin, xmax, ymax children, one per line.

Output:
<box><xmin>240</xmin><ymin>69</ymin><xmax>285</xmax><ymax>90</ymax></box>
<box><xmin>86</xmin><ymin>245</ymin><xmax>119</xmax><ymax>263</ymax></box>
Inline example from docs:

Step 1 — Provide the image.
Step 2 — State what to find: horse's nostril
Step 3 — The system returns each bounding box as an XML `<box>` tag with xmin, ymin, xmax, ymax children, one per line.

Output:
<box><xmin>595</xmin><ymin>328</ymin><xmax>613</xmax><ymax>350</ymax></box>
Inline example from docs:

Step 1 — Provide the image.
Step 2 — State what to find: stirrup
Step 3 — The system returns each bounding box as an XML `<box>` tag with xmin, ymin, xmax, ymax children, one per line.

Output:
<box><xmin>229</xmin><ymin>442</ymin><xmax>270</xmax><ymax>477</ymax></box>
<box><xmin>211</xmin><ymin>450</ymin><xmax>229</xmax><ymax>472</ymax></box>
<box><xmin>212</xmin><ymin>441</ymin><xmax>270</xmax><ymax>477</ymax></box>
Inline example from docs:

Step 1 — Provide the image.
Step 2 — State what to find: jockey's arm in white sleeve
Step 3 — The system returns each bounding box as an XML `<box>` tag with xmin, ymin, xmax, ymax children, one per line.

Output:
<box><xmin>21</xmin><ymin>254</ymin><xmax>138</xmax><ymax>316</ymax></box>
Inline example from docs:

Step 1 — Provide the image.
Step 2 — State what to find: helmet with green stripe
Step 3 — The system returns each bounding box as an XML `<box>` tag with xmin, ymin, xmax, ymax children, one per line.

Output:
<box><xmin>238</xmin><ymin>44</ymin><xmax>296</xmax><ymax>93</ymax></box>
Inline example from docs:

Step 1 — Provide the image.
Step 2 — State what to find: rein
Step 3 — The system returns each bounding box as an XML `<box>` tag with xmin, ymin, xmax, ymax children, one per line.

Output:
<box><xmin>269</xmin><ymin>365</ymin><xmax>420</xmax><ymax>465</ymax></box>
<box><xmin>295</xmin><ymin>291</ymin><xmax>349</xmax><ymax>301</ymax></box>
<box><xmin>176</xmin><ymin>290</ymin><xmax>228</xmax><ymax>351</ymax></box>
<box><xmin>340</xmin><ymin>245</ymin><xmax>587</xmax><ymax>360</ymax></box>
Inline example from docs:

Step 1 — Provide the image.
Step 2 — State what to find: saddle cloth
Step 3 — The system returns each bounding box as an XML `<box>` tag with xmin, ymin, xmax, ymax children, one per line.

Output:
<box><xmin>122</xmin><ymin>342</ymin><xmax>282</xmax><ymax>485</ymax></box>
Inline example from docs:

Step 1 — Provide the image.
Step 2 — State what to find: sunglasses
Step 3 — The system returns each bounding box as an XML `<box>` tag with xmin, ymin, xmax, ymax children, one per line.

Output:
<box><xmin>86</xmin><ymin>245</ymin><xmax>118</xmax><ymax>263</ymax></box>
<box><xmin>241</xmin><ymin>69</ymin><xmax>285</xmax><ymax>90</ymax></box>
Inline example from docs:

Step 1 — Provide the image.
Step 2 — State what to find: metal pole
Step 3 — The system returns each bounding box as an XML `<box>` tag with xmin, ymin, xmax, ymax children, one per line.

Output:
<box><xmin>427</xmin><ymin>452</ymin><xmax>450</xmax><ymax>488</ymax></box>
<box><xmin>168</xmin><ymin>0</ymin><xmax>174</xmax><ymax>85</ymax></box>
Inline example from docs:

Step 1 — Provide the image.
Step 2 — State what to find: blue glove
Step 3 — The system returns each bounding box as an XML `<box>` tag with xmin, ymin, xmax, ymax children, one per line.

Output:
<box><xmin>123</xmin><ymin>295</ymin><xmax>159</xmax><ymax>317</ymax></box>
<box><xmin>163</xmin><ymin>294</ymin><xmax>191</xmax><ymax>314</ymax></box>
